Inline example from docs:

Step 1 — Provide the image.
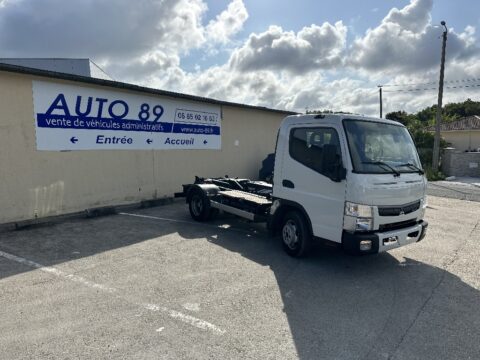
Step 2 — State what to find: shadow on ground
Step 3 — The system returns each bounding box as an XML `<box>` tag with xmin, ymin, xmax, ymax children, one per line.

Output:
<box><xmin>175</xmin><ymin>215</ymin><xmax>480</xmax><ymax>360</ymax></box>
<box><xmin>0</xmin><ymin>203</ymin><xmax>479</xmax><ymax>359</ymax></box>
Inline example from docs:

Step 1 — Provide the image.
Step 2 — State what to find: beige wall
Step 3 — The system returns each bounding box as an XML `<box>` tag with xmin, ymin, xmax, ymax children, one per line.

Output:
<box><xmin>442</xmin><ymin>130</ymin><xmax>480</xmax><ymax>151</ymax></box>
<box><xmin>0</xmin><ymin>71</ymin><xmax>286</xmax><ymax>224</ymax></box>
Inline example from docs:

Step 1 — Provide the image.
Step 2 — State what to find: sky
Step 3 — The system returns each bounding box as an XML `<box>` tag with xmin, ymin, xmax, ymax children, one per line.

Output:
<box><xmin>0</xmin><ymin>0</ymin><xmax>479</xmax><ymax>116</ymax></box>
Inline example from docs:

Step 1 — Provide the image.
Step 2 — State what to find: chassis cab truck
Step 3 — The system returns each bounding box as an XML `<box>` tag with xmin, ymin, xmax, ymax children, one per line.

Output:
<box><xmin>180</xmin><ymin>114</ymin><xmax>428</xmax><ymax>257</ymax></box>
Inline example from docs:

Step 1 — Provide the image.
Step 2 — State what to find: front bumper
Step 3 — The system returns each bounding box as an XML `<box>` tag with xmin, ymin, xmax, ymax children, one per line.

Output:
<box><xmin>342</xmin><ymin>220</ymin><xmax>428</xmax><ymax>254</ymax></box>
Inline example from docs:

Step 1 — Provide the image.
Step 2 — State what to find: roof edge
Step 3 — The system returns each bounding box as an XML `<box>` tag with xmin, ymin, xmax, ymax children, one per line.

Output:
<box><xmin>0</xmin><ymin>63</ymin><xmax>297</xmax><ymax>116</ymax></box>
<box><xmin>426</xmin><ymin>115</ymin><xmax>480</xmax><ymax>132</ymax></box>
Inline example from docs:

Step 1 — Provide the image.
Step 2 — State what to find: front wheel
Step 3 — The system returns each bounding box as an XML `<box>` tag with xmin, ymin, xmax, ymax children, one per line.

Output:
<box><xmin>281</xmin><ymin>211</ymin><xmax>312</xmax><ymax>257</ymax></box>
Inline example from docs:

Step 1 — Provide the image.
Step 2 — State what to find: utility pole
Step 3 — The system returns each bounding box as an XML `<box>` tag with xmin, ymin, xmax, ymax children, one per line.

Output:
<box><xmin>432</xmin><ymin>21</ymin><xmax>448</xmax><ymax>172</ymax></box>
<box><xmin>378</xmin><ymin>85</ymin><xmax>383</xmax><ymax>118</ymax></box>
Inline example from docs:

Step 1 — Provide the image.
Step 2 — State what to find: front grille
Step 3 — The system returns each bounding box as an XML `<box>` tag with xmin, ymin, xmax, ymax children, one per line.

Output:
<box><xmin>378</xmin><ymin>200</ymin><xmax>421</xmax><ymax>217</ymax></box>
<box><xmin>379</xmin><ymin>219</ymin><xmax>418</xmax><ymax>232</ymax></box>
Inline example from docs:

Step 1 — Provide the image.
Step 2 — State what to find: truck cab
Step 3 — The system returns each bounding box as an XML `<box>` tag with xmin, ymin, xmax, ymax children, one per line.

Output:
<box><xmin>271</xmin><ymin>114</ymin><xmax>428</xmax><ymax>256</ymax></box>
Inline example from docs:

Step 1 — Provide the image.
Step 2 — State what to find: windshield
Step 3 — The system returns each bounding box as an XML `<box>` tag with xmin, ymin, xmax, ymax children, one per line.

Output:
<box><xmin>343</xmin><ymin>119</ymin><xmax>422</xmax><ymax>174</ymax></box>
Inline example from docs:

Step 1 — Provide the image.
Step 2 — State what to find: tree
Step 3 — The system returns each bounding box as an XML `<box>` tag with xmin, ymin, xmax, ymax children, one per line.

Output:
<box><xmin>443</xmin><ymin>98</ymin><xmax>480</xmax><ymax>119</ymax></box>
<box><xmin>386</xmin><ymin>111</ymin><xmax>415</xmax><ymax>127</ymax></box>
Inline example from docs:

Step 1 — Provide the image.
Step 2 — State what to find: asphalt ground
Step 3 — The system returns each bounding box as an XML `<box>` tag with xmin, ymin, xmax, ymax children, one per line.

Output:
<box><xmin>0</xmin><ymin>196</ymin><xmax>479</xmax><ymax>359</ymax></box>
<box><xmin>428</xmin><ymin>179</ymin><xmax>480</xmax><ymax>202</ymax></box>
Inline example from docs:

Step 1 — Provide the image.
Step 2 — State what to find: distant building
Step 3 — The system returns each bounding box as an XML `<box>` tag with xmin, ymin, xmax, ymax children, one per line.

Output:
<box><xmin>0</xmin><ymin>58</ymin><xmax>113</xmax><ymax>80</ymax></box>
<box><xmin>429</xmin><ymin>115</ymin><xmax>480</xmax><ymax>152</ymax></box>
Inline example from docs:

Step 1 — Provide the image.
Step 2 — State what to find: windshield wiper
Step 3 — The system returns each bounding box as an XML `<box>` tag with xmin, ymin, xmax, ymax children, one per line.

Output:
<box><xmin>362</xmin><ymin>161</ymin><xmax>401</xmax><ymax>177</ymax></box>
<box><xmin>397</xmin><ymin>162</ymin><xmax>425</xmax><ymax>175</ymax></box>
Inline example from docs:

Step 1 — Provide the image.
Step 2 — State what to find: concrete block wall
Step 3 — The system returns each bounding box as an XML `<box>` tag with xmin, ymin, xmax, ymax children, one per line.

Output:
<box><xmin>442</xmin><ymin>148</ymin><xmax>480</xmax><ymax>177</ymax></box>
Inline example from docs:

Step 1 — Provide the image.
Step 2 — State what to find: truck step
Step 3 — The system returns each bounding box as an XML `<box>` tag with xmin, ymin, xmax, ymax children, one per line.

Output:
<box><xmin>218</xmin><ymin>189</ymin><xmax>272</xmax><ymax>205</ymax></box>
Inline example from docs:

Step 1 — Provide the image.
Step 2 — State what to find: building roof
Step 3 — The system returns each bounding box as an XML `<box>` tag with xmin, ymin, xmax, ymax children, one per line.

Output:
<box><xmin>0</xmin><ymin>58</ymin><xmax>113</xmax><ymax>80</ymax></box>
<box><xmin>0</xmin><ymin>62</ymin><xmax>296</xmax><ymax>115</ymax></box>
<box><xmin>428</xmin><ymin>115</ymin><xmax>480</xmax><ymax>132</ymax></box>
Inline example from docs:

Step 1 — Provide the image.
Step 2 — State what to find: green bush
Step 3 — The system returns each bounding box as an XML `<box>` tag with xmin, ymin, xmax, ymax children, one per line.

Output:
<box><xmin>410</xmin><ymin>129</ymin><xmax>449</xmax><ymax>169</ymax></box>
<box><xmin>424</xmin><ymin>166</ymin><xmax>446</xmax><ymax>181</ymax></box>
<box><xmin>416</xmin><ymin>147</ymin><xmax>433</xmax><ymax>168</ymax></box>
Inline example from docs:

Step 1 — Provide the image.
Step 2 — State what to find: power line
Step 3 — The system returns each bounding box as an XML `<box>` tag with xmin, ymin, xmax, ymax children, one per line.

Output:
<box><xmin>383</xmin><ymin>81</ymin><xmax>436</xmax><ymax>87</ymax></box>
<box><xmin>383</xmin><ymin>83</ymin><xmax>480</xmax><ymax>93</ymax></box>
<box><xmin>445</xmin><ymin>78</ymin><xmax>480</xmax><ymax>84</ymax></box>
<box><xmin>382</xmin><ymin>77</ymin><xmax>480</xmax><ymax>88</ymax></box>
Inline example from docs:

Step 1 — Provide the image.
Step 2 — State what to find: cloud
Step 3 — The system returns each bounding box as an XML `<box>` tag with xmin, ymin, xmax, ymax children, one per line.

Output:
<box><xmin>206</xmin><ymin>0</ymin><xmax>248</xmax><ymax>44</ymax></box>
<box><xmin>348</xmin><ymin>0</ymin><xmax>479</xmax><ymax>73</ymax></box>
<box><xmin>161</xmin><ymin>64</ymin><xmax>379</xmax><ymax>116</ymax></box>
<box><xmin>228</xmin><ymin>21</ymin><xmax>347</xmax><ymax>74</ymax></box>
<box><xmin>383</xmin><ymin>0</ymin><xmax>432</xmax><ymax>32</ymax></box>
<box><xmin>105</xmin><ymin>52</ymin><xmax>181</xmax><ymax>84</ymax></box>
<box><xmin>0</xmin><ymin>0</ymin><xmax>247</xmax><ymax>65</ymax></box>
<box><xmin>124</xmin><ymin>0</ymin><xmax>479</xmax><ymax>115</ymax></box>
<box><xmin>0</xmin><ymin>0</ymin><xmax>207</xmax><ymax>59</ymax></box>
<box><xmin>0</xmin><ymin>0</ymin><xmax>478</xmax><ymax>116</ymax></box>
<box><xmin>0</xmin><ymin>0</ymin><xmax>251</xmax><ymax>92</ymax></box>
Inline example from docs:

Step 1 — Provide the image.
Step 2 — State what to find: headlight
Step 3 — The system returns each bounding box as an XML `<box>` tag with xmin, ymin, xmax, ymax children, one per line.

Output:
<box><xmin>344</xmin><ymin>202</ymin><xmax>374</xmax><ymax>232</ymax></box>
<box><xmin>345</xmin><ymin>202</ymin><xmax>373</xmax><ymax>218</ymax></box>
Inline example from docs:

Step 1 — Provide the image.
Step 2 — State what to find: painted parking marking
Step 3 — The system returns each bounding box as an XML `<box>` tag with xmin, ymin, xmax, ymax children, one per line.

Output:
<box><xmin>0</xmin><ymin>249</ymin><xmax>116</xmax><ymax>293</ymax></box>
<box><xmin>119</xmin><ymin>212</ymin><xmax>202</xmax><ymax>226</ymax></box>
<box><xmin>183</xmin><ymin>302</ymin><xmax>201</xmax><ymax>312</ymax></box>
<box><xmin>119</xmin><ymin>212</ymin><xmax>260</xmax><ymax>235</ymax></box>
<box><xmin>144</xmin><ymin>304</ymin><xmax>224</xmax><ymax>334</ymax></box>
<box><xmin>0</xmin><ymin>249</ymin><xmax>224</xmax><ymax>335</ymax></box>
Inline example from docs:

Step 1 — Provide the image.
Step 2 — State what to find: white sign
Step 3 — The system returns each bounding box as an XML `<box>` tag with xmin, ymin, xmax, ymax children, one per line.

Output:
<box><xmin>469</xmin><ymin>162</ymin><xmax>478</xmax><ymax>168</ymax></box>
<box><xmin>32</xmin><ymin>80</ymin><xmax>221</xmax><ymax>150</ymax></box>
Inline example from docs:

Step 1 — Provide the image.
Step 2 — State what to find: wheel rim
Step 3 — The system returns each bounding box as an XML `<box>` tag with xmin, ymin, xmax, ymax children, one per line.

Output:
<box><xmin>282</xmin><ymin>219</ymin><xmax>299</xmax><ymax>250</ymax></box>
<box><xmin>191</xmin><ymin>196</ymin><xmax>203</xmax><ymax>216</ymax></box>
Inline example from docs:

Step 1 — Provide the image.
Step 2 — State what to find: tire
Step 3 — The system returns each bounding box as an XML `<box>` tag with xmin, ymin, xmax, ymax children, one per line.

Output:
<box><xmin>188</xmin><ymin>190</ymin><xmax>212</xmax><ymax>222</ymax></box>
<box><xmin>281</xmin><ymin>211</ymin><xmax>312</xmax><ymax>257</ymax></box>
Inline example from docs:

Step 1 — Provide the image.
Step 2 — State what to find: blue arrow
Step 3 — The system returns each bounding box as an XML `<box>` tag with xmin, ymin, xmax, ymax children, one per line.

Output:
<box><xmin>203</xmin><ymin>140</ymin><xmax>208</xmax><ymax>145</ymax></box>
<box><xmin>146</xmin><ymin>139</ymin><xmax>153</xmax><ymax>144</ymax></box>
<box><xmin>70</xmin><ymin>136</ymin><xmax>78</xmax><ymax>144</ymax></box>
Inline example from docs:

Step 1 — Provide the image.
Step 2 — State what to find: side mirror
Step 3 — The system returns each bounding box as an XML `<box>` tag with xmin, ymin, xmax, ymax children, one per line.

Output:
<box><xmin>323</xmin><ymin>144</ymin><xmax>347</xmax><ymax>182</ymax></box>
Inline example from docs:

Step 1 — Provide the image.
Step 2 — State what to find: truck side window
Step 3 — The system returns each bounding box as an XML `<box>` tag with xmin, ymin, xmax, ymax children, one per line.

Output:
<box><xmin>289</xmin><ymin>127</ymin><xmax>342</xmax><ymax>176</ymax></box>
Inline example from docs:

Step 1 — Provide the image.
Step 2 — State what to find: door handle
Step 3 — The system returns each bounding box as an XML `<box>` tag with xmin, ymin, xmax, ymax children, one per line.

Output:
<box><xmin>282</xmin><ymin>179</ymin><xmax>295</xmax><ymax>188</ymax></box>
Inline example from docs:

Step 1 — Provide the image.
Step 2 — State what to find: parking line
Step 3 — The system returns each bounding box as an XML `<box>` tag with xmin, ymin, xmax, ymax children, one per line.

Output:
<box><xmin>144</xmin><ymin>304</ymin><xmax>225</xmax><ymax>334</ymax></box>
<box><xmin>119</xmin><ymin>212</ymin><xmax>201</xmax><ymax>226</ymax></box>
<box><xmin>119</xmin><ymin>212</ymin><xmax>259</xmax><ymax>235</ymax></box>
<box><xmin>0</xmin><ymin>250</ymin><xmax>117</xmax><ymax>293</ymax></box>
<box><xmin>0</xmin><ymin>249</ymin><xmax>225</xmax><ymax>335</ymax></box>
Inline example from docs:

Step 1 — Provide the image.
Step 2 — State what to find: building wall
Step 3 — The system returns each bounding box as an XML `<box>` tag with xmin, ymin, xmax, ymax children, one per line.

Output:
<box><xmin>0</xmin><ymin>71</ymin><xmax>286</xmax><ymax>224</ymax></box>
<box><xmin>442</xmin><ymin>130</ymin><xmax>480</xmax><ymax>152</ymax></box>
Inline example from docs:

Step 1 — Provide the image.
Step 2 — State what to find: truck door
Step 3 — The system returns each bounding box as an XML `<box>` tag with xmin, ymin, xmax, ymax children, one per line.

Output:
<box><xmin>278</xmin><ymin>125</ymin><xmax>347</xmax><ymax>243</ymax></box>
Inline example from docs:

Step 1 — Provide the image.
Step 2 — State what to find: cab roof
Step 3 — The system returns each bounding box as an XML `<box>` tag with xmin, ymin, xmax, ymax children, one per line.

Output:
<box><xmin>282</xmin><ymin>113</ymin><xmax>404</xmax><ymax>127</ymax></box>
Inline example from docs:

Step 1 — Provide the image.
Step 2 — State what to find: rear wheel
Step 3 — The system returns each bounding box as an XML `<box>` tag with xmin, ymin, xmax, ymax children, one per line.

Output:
<box><xmin>281</xmin><ymin>211</ymin><xmax>312</xmax><ymax>257</ymax></box>
<box><xmin>188</xmin><ymin>190</ymin><xmax>212</xmax><ymax>221</ymax></box>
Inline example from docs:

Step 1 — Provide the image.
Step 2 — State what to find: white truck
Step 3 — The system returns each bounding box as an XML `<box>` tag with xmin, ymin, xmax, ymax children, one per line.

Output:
<box><xmin>177</xmin><ymin>114</ymin><xmax>428</xmax><ymax>257</ymax></box>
